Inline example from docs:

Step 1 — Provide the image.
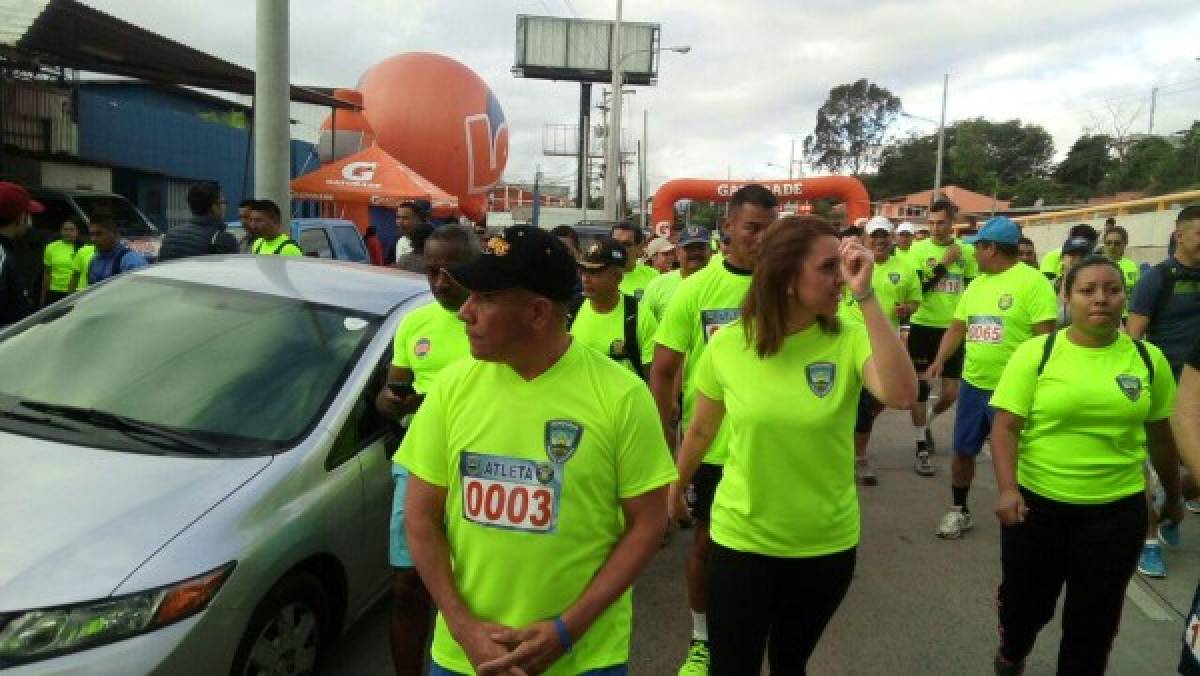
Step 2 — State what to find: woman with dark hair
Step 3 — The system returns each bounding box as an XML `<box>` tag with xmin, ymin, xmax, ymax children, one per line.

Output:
<box><xmin>40</xmin><ymin>219</ymin><xmax>83</xmax><ymax>306</ymax></box>
<box><xmin>668</xmin><ymin>215</ymin><xmax>916</xmax><ymax>674</ymax></box>
<box><xmin>989</xmin><ymin>254</ymin><xmax>1181</xmax><ymax>675</ymax></box>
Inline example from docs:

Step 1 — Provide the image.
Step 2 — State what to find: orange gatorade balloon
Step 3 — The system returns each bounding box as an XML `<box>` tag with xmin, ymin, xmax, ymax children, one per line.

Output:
<box><xmin>357</xmin><ymin>53</ymin><xmax>509</xmax><ymax>222</ymax></box>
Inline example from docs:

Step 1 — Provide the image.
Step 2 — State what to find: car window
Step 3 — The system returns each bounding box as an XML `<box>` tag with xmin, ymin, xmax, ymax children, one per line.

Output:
<box><xmin>74</xmin><ymin>196</ymin><xmax>157</xmax><ymax>237</ymax></box>
<box><xmin>326</xmin><ymin>349</ymin><xmax>392</xmax><ymax>470</ymax></box>
<box><xmin>298</xmin><ymin>228</ymin><xmax>334</xmax><ymax>258</ymax></box>
<box><xmin>331</xmin><ymin>226</ymin><xmax>368</xmax><ymax>262</ymax></box>
<box><xmin>30</xmin><ymin>198</ymin><xmax>81</xmax><ymax>235</ymax></box>
<box><xmin>0</xmin><ymin>276</ymin><xmax>380</xmax><ymax>454</ymax></box>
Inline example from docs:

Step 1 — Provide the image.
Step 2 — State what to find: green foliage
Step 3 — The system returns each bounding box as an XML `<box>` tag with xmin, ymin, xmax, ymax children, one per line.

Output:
<box><xmin>803</xmin><ymin>79</ymin><xmax>902</xmax><ymax>174</ymax></box>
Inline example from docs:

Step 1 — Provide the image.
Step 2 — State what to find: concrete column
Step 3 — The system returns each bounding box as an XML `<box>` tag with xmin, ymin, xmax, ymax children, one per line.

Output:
<box><xmin>255</xmin><ymin>0</ymin><xmax>291</xmax><ymax>219</ymax></box>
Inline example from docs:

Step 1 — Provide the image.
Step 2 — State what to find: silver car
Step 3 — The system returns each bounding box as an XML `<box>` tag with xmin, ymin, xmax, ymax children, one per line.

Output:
<box><xmin>0</xmin><ymin>256</ymin><xmax>430</xmax><ymax>674</ymax></box>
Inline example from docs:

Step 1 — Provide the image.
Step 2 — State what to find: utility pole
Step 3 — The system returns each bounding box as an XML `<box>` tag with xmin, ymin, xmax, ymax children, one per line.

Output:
<box><xmin>1148</xmin><ymin>86</ymin><xmax>1159</xmax><ymax>135</ymax></box>
<box><xmin>532</xmin><ymin>165</ymin><xmax>542</xmax><ymax>228</ymax></box>
<box><xmin>255</xmin><ymin>0</ymin><xmax>291</xmax><ymax>219</ymax></box>
<box><xmin>788</xmin><ymin>138</ymin><xmax>796</xmax><ymax>180</ymax></box>
<box><xmin>602</xmin><ymin>0</ymin><xmax>624</xmax><ymax>222</ymax></box>
<box><xmin>640</xmin><ymin>108</ymin><xmax>648</xmax><ymax>230</ymax></box>
<box><xmin>933</xmin><ymin>72</ymin><xmax>948</xmax><ymax>201</ymax></box>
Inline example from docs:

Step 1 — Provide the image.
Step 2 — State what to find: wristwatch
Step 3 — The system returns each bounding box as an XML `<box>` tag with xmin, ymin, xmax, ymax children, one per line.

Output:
<box><xmin>852</xmin><ymin>287</ymin><xmax>876</xmax><ymax>303</ymax></box>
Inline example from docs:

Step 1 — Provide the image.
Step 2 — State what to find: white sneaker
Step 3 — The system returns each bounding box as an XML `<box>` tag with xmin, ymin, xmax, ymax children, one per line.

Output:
<box><xmin>936</xmin><ymin>506</ymin><xmax>973</xmax><ymax>539</ymax></box>
<box><xmin>914</xmin><ymin>451</ymin><xmax>935</xmax><ymax>477</ymax></box>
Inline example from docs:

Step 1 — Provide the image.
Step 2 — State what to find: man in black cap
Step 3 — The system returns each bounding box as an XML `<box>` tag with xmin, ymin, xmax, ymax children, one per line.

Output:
<box><xmin>396</xmin><ymin>225</ymin><xmax>676</xmax><ymax>675</ymax></box>
<box><xmin>569</xmin><ymin>238</ymin><xmax>659</xmax><ymax>380</ymax></box>
<box><xmin>1041</xmin><ymin>224</ymin><xmax>1099</xmax><ymax>281</ymax></box>
<box><xmin>0</xmin><ymin>182</ymin><xmax>44</xmax><ymax>326</ymax></box>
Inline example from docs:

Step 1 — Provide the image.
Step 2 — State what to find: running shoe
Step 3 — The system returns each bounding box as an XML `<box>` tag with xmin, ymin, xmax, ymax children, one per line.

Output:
<box><xmin>678</xmin><ymin>639</ymin><xmax>710</xmax><ymax>676</ymax></box>
<box><xmin>1187</xmin><ymin>499</ymin><xmax>1200</xmax><ymax>514</ymax></box>
<box><xmin>1137</xmin><ymin>542</ymin><xmax>1166</xmax><ymax>578</ymax></box>
<box><xmin>993</xmin><ymin>652</ymin><xmax>1025</xmax><ymax>675</ymax></box>
<box><xmin>915</xmin><ymin>450</ymin><xmax>936</xmax><ymax>477</ymax></box>
<box><xmin>856</xmin><ymin>459</ymin><xmax>878</xmax><ymax>486</ymax></box>
<box><xmin>1160</xmin><ymin>520</ymin><xmax>1182</xmax><ymax>547</ymax></box>
<box><xmin>936</xmin><ymin>506</ymin><xmax>973</xmax><ymax>539</ymax></box>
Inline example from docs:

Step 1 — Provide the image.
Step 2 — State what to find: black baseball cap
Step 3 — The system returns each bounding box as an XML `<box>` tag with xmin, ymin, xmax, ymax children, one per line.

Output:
<box><xmin>1062</xmin><ymin>236</ymin><xmax>1094</xmax><ymax>256</ymax></box>
<box><xmin>448</xmin><ymin>225</ymin><xmax>578</xmax><ymax>301</ymax></box>
<box><xmin>578</xmin><ymin>238</ymin><xmax>628</xmax><ymax>270</ymax></box>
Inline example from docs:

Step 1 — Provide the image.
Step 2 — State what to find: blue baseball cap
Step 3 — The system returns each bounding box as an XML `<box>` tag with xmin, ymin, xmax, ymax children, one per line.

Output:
<box><xmin>678</xmin><ymin>225</ymin><xmax>711</xmax><ymax>247</ymax></box>
<box><xmin>965</xmin><ymin>216</ymin><xmax>1020</xmax><ymax>246</ymax></box>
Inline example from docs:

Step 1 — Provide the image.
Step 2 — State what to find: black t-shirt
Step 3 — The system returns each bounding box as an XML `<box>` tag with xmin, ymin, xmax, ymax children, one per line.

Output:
<box><xmin>0</xmin><ymin>235</ymin><xmax>35</xmax><ymax>327</ymax></box>
<box><xmin>1190</xmin><ymin>337</ymin><xmax>1200</xmax><ymax>371</ymax></box>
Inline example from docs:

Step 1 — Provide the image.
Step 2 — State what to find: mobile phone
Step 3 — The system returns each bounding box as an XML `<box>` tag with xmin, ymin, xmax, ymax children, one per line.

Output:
<box><xmin>387</xmin><ymin>381</ymin><xmax>416</xmax><ymax>398</ymax></box>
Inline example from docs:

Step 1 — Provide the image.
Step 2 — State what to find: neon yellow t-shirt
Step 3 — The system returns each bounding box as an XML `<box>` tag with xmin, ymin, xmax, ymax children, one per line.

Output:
<box><xmin>894</xmin><ymin>245</ymin><xmax>917</xmax><ymax>268</ymax></box>
<box><xmin>696</xmin><ymin>319</ymin><xmax>871</xmax><ymax>557</ymax></box>
<box><xmin>1116</xmin><ymin>257</ymin><xmax>1139</xmax><ymax>316</ymax></box>
<box><xmin>952</xmin><ymin>262</ymin><xmax>1057</xmax><ymax>391</ymax></box>
<box><xmin>391</xmin><ymin>302</ymin><xmax>470</xmax><ymax>394</ymax></box>
<box><xmin>618</xmin><ymin>263</ymin><xmax>659</xmax><ymax>299</ymax></box>
<box><xmin>43</xmin><ymin>240</ymin><xmax>78</xmax><ymax>292</ymax></box>
<box><xmin>839</xmin><ymin>254</ymin><xmax>921</xmax><ymax>328</ymax></box>
<box><xmin>1040</xmin><ymin>248</ymin><xmax>1063</xmax><ymax>279</ymax></box>
<box><xmin>990</xmin><ymin>331</ymin><xmax>1176</xmax><ymax>504</ymax></box>
<box><xmin>397</xmin><ymin>340</ymin><xmax>676</xmax><ymax>675</ymax></box>
<box><xmin>569</xmin><ymin>295</ymin><xmax>657</xmax><ymax>375</ymax></box>
<box><xmin>909</xmin><ymin>238</ymin><xmax>979</xmax><ymax>328</ymax></box>
<box><xmin>655</xmin><ymin>260</ymin><xmax>753</xmax><ymax>465</ymax></box>
<box><xmin>73</xmin><ymin>245</ymin><xmax>96</xmax><ymax>290</ymax></box>
<box><xmin>641</xmin><ymin>269</ymin><xmax>683</xmax><ymax>322</ymax></box>
<box><xmin>252</xmin><ymin>233</ymin><xmax>303</xmax><ymax>256</ymax></box>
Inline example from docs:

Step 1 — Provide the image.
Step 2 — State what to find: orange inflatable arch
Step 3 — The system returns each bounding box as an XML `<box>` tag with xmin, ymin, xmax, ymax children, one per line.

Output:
<box><xmin>651</xmin><ymin>177</ymin><xmax>871</xmax><ymax>232</ymax></box>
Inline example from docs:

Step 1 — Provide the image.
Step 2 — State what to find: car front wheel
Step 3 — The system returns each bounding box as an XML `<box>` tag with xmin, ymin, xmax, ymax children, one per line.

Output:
<box><xmin>231</xmin><ymin>570</ymin><xmax>330</xmax><ymax>676</ymax></box>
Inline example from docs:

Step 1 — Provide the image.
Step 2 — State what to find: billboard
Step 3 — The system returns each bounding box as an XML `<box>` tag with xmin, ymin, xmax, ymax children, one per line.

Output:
<box><xmin>513</xmin><ymin>15</ymin><xmax>660</xmax><ymax>85</ymax></box>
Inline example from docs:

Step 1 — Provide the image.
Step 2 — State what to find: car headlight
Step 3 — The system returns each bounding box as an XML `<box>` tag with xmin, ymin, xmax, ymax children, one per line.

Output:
<box><xmin>0</xmin><ymin>562</ymin><xmax>234</xmax><ymax>665</ymax></box>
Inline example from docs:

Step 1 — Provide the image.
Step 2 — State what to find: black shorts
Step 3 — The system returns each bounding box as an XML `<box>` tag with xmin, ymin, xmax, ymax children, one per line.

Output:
<box><xmin>688</xmin><ymin>463</ymin><xmax>724</xmax><ymax>524</ymax></box>
<box><xmin>855</xmin><ymin>389</ymin><xmax>885</xmax><ymax>434</ymax></box>
<box><xmin>908</xmin><ymin>323</ymin><xmax>964</xmax><ymax>379</ymax></box>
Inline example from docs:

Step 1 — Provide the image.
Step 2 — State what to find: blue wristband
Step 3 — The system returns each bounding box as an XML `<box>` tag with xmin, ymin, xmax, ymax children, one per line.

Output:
<box><xmin>553</xmin><ymin>616</ymin><xmax>573</xmax><ymax>652</ymax></box>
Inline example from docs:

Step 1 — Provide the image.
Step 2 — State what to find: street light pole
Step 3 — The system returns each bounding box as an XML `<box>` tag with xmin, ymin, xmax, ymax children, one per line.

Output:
<box><xmin>933</xmin><ymin>73</ymin><xmax>948</xmax><ymax>200</ymax></box>
<box><xmin>641</xmin><ymin>108</ymin><xmax>648</xmax><ymax>230</ymax></box>
<box><xmin>788</xmin><ymin>138</ymin><xmax>795</xmax><ymax>180</ymax></box>
<box><xmin>603</xmin><ymin>0</ymin><xmax>624</xmax><ymax>222</ymax></box>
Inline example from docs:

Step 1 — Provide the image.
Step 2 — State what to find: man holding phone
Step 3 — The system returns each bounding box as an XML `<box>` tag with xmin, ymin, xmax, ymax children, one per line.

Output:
<box><xmin>375</xmin><ymin>224</ymin><xmax>478</xmax><ymax>676</ymax></box>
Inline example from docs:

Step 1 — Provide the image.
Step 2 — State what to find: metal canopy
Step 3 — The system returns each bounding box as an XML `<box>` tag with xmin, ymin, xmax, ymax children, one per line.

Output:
<box><xmin>1</xmin><ymin>0</ymin><xmax>353</xmax><ymax>109</ymax></box>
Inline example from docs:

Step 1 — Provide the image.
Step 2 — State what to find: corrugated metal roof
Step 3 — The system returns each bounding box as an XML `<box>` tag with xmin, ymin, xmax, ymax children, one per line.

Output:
<box><xmin>2</xmin><ymin>0</ymin><xmax>352</xmax><ymax>109</ymax></box>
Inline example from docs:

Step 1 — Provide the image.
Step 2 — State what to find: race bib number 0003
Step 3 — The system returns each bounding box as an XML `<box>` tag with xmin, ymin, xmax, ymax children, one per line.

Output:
<box><xmin>966</xmin><ymin>315</ymin><xmax>1004</xmax><ymax>344</ymax></box>
<box><xmin>460</xmin><ymin>452</ymin><xmax>561</xmax><ymax>533</ymax></box>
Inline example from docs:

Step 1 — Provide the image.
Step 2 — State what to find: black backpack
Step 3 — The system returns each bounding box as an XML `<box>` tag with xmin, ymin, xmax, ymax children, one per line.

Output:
<box><xmin>1144</xmin><ymin>260</ymin><xmax>1200</xmax><ymax>327</ymax></box>
<box><xmin>1037</xmin><ymin>328</ymin><xmax>1154</xmax><ymax>384</ymax></box>
<box><xmin>567</xmin><ymin>294</ymin><xmax>645</xmax><ymax>379</ymax></box>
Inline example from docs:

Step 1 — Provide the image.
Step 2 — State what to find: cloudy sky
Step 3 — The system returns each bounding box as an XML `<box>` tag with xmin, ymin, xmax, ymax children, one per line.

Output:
<box><xmin>88</xmin><ymin>0</ymin><xmax>1200</xmax><ymax>198</ymax></box>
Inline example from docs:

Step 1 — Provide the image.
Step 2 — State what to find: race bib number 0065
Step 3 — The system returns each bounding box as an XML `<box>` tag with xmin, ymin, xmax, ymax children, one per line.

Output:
<box><xmin>966</xmin><ymin>315</ymin><xmax>1004</xmax><ymax>344</ymax></box>
<box><xmin>460</xmin><ymin>452</ymin><xmax>560</xmax><ymax>533</ymax></box>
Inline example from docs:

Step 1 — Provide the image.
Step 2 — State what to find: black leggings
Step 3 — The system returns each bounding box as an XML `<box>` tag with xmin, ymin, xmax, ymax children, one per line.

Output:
<box><xmin>708</xmin><ymin>542</ymin><xmax>855</xmax><ymax>675</ymax></box>
<box><xmin>997</xmin><ymin>488</ymin><xmax>1145</xmax><ymax>675</ymax></box>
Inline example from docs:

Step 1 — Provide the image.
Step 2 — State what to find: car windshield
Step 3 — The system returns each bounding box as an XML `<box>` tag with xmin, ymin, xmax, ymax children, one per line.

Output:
<box><xmin>74</xmin><ymin>196</ymin><xmax>157</xmax><ymax>237</ymax></box>
<box><xmin>0</xmin><ymin>276</ymin><xmax>380</xmax><ymax>455</ymax></box>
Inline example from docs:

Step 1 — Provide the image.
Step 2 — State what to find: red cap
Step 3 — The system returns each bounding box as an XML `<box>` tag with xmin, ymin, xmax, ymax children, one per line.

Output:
<box><xmin>0</xmin><ymin>182</ymin><xmax>44</xmax><ymax>221</ymax></box>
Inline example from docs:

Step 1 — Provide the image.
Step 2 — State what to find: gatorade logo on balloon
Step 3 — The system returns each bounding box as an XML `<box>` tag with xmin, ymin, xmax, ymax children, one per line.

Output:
<box><xmin>465</xmin><ymin>90</ymin><xmax>509</xmax><ymax>195</ymax></box>
<box><xmin>341</xmin><ymin>161</ymin><xmax>378</xmax><ymax>182</ymax></box>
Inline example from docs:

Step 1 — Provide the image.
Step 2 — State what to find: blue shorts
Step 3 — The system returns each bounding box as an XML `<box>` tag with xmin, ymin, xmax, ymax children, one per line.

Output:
<box><xmin>390</xmin><ymin>466</ymin><xmax>413</xmax><ymax>568</ymax></box>
<box><xmin>430</xmin><ymin>664</ymin><xmax>628</xmax><ymax>676</ymax></box>
<box><xmin>952</xmin><ymin>380</ymin><xmax>995</xmax><ymax>457</ymax></box>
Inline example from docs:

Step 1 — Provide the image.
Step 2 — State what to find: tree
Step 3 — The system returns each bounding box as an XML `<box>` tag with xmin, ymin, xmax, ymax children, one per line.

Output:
<box><xmin>1055</xmin><ymin>134</ymin><xmax>1115</xmax><ymax>193</ymax></box>
<box><xmin>803</xmin><ymin>79</ymin><xmax>902</xmax><ymax>174</ymax></box>
<box><xmin>1100</xmin><ymin>136</ymin><xmax>1174</xmax><ymax>193</ymax></box>
<box><xmin>872</xmin><ymin>132</ymin><xmax>940</xmax><ymax>197</ymax></box>
<box><xmin>947</xmin><ymin>120</ymin><xmax>991</xmax><ymax>191</ymax></box>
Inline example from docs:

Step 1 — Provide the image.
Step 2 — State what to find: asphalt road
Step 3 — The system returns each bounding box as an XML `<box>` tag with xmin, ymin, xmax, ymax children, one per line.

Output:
<box><xmin>327</xmin><ymin>407</ymin><xmax>1195</xmax><ymax>675</ymax></box>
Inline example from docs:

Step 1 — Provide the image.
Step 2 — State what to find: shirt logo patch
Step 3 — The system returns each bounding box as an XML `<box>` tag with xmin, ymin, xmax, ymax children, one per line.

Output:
<box><xmin>545</xmin><ymin>419</ymin><xmax>584</xmax><ymax>464</ymax></box>
<box><xmin>998</xmin><ymin>293</ymin><xmax>1014</xmax><ymax>310</ymax></box>
<box><xmin>888</xmin><ymin>272</ymin><xmax>901</xmax><ymax>284</ymax></box>
<box><xmin>806</xmin><ymin>361</ymin><xmax>836</xmax><ymax>398</ymax></box>
<box><xmin>926</xmin><ymin>257</ymin><xmax>938</xmax><ymax>269</ymax></box>
<box><xmin>609</xmin><ymin>339</ymin><xmax>627</xmax><ymax>358</ymax></box>
<box><xmin>1116</xmin><ymin>374</ymin><xmax>1142</xmax><ymax>402</ymax></box>
<box><xmin>414</xmin><ymin>338</ymin><xmax>431</xmax><ymax>358</ymax></box>
<box><xmin>486</xmin><ymin>236</ymin><xmax>511</xmax><ymax>256</ymax></box>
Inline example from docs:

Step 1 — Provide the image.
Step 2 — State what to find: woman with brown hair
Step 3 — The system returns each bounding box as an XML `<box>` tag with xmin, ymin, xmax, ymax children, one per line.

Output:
<box><xmin>668</xmin><ymin>215</ymin><xmax>917</xmax><ymax>674</ymax></box>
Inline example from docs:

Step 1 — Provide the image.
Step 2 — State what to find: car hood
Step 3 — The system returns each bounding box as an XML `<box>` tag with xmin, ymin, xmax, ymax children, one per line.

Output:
<box><xmin>0</xmin><ymin>431</ymin><xmax>271</xmax><ymax>611</ymax></box>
